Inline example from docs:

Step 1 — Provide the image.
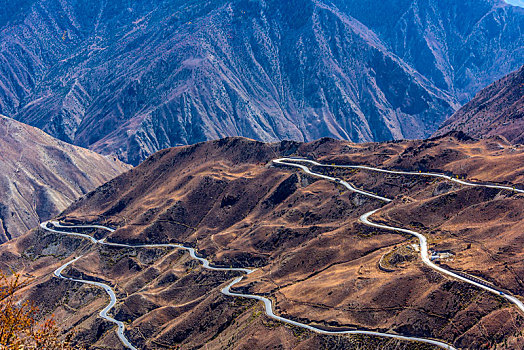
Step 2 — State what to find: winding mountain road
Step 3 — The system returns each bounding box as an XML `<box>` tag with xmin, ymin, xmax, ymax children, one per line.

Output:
<box><xmin>41</xmin><ymin>157</ymin><xmax>524</xmax><ymax>350</ymax></box>
<box><xmin>52</xmin><ymin>255</ymin><xmax>137</xmax><ymax>350</ymax></box>
<box><xmin>274</xmin><ymin>158</ymin><xmax>524</xmax><ymax>195</ymax></box>
<box><xmin>42</xmin><ymin>218</ymin><xmax>454</xmax><ymax>349</ymax></box>
<box><xmin>274</xmin><ymin>158</ymin><xmax>524</xmax><ymax>314</ymax></box>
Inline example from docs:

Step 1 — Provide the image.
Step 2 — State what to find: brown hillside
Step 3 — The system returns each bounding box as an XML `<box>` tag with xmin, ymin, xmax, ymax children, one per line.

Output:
<box><xmin>1</xmin><ymin>136</ymin><xmax>524</xmax><ymax>349</ymax></box>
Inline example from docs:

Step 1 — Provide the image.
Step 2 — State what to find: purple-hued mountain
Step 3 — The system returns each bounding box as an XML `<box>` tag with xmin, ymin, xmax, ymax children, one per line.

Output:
<box><xmin>434</xmin><ymin>65</ymin><xmax>524</xmax><ymax>143</ymax></box>
<box><xmin>0</xmin><ymin>0</ymin><xmax>522</xmax><ymax>164</ymax></box>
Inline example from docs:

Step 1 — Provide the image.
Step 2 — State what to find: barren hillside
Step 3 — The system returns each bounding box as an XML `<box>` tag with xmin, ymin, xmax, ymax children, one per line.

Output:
<box><xmin>0</xmin><ymin>115</ymin><xmax>130</xmax><ymax>241</ymax></box>
<box><xmin>1</xmin><ymin>136</ymin><xmax>524</xmax><ymax>349</ymax></box>
<box><xmin>435</xmin><ymin>66</ymin><xmax>524</xmax><ymax>143</ymax></box>
<box><xmin>1</xmin><ymin>0</ymin><xmax>522</xmax><ymax>164</ymax></box>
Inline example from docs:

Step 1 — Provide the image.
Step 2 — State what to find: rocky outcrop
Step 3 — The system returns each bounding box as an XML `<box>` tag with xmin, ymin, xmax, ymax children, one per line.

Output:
<box><xmin>0</xmin><ymin>115</ymin><xmax>130</xmax><ymax>241</ymax></box>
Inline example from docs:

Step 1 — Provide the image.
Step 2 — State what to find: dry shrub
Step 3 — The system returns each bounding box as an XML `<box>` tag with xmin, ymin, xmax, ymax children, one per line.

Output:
<box><xmin>0</xmin><ymin>272</ymin><xmax>81</xmax><ymax>349</ymax></box>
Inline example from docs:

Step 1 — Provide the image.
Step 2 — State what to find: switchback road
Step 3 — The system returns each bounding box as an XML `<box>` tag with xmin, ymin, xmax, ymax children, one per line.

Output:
<box><xmin>274</xmin><ymin>158</ymin><xmax>524</xmax><ymax>315</ymax></box>
<box><xmin>42</xmin><ymin>217</ymin><xmax>454</xmax><ymax>349</ymax></box>
<box><xmin>41</xmin><ymin>156</ymin><xmax>524</xmax><ymax>350</ymax></box>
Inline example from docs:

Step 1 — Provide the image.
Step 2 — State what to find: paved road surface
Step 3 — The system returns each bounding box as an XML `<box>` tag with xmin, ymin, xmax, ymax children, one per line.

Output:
<box><xmin>52</xmin><ymin>254</ymin><xmax>138</xmax><ymax>350</ymax></box>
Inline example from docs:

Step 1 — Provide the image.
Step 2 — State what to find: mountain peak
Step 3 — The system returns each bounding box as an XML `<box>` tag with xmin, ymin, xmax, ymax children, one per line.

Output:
<box><xmin>1</xmin><ymin>0</ymin><xmax>521</xmax><ymax>164</ymax></box>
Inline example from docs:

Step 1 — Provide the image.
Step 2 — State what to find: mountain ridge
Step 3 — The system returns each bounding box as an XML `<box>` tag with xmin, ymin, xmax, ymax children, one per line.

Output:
<box><xmin>2</xmin><ymin>136</ymin><xmax>524</xmax><ymax>348</ymax></box>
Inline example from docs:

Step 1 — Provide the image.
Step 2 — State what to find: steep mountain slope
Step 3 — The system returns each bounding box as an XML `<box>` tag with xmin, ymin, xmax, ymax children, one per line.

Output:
<box><xmin>0</xmin><ymin>115</ymin><xmax>130</xmax><ymax>241</ymax></box>
<box><xmin>3</xmin><ymin>0</ymin><xmax>520</xmax><ymax>164</ymax></box>
<box><xmin>2</xmin><ymin>137</ymin><xmax>524</xmax><ymax>349</ymax></box>
<box><xmin>333</xmin><ymin>0</ymin><xmax>524</xmax><ymax>103</ymax></box>
<box><xmin>434</xmin><ymin>65</ymin><xmax>524</xmax><ymax>143</ymax></box>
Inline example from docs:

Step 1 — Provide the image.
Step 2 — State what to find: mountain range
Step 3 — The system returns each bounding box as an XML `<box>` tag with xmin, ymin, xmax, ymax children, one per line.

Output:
<box><xmin>1</xmin><ymin>0</ymin><xmax>524</xmax><ymax>348</ymax></box>
<box><xmin>0</xmin><ymin>0</ymin><xmax>522</xmax><ymax>164</ymax></box>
